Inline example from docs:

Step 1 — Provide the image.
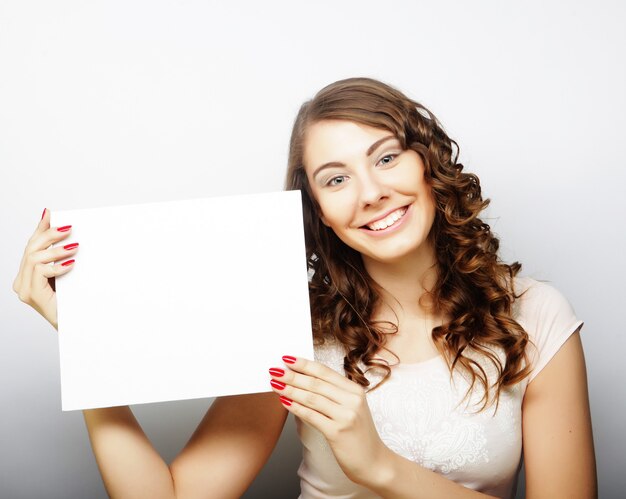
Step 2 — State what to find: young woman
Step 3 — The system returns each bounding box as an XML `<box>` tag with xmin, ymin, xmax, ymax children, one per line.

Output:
<box><xmin>13</xmin><ymin>77</ymin><xmax>596</xmax><ymax>498</ymax></box>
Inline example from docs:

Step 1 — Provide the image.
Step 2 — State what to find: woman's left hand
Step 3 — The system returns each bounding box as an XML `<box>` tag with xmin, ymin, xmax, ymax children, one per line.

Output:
<box><xmin>268</xmin><ymin>355</ymin><xmax>389</xmax><ymax>486</ymax></box>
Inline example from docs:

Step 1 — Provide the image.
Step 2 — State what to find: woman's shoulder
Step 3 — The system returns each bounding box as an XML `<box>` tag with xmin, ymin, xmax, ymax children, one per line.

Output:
<box><xmin>511</xmin><ymin>275</ymin><xmax>584</xmax><ymax>383</ymax></box>
<box><xmin>511</xmin><ymin>276</ymin><xmax>579</xmax><ymax>323</ymax></box>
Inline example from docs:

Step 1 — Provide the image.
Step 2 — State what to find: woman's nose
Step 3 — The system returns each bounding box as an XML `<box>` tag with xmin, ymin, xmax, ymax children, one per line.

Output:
<box><xmin>357</xmin><ymin>170</ymin><xmax>389</xmax><ymax>207</ymax></box>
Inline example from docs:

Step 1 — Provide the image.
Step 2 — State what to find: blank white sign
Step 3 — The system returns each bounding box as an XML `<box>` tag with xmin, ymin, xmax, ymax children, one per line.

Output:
<box><xmin>51</xmin><ymin>190</ymin><xmax>314</xmax><ymax>411</ymax></box>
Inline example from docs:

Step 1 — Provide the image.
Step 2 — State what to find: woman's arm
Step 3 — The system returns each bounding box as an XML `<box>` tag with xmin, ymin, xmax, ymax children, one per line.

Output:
<box><xmin>83</xmin><ymin>392</ymin><xmax>287</xmax><ymax>499</ymax></box>
<box><xmin>360</xmin><ymin>449</ymin><xmax>499</xmax><ymax>498</ymax></box>
<box><xmin>82</xmin><ymin>406</ymin><xmax>176</xmax><ymax>499</ymax></box>
<box><xmin>521</xmin><ymin>329</ymin><xmax>597</xmax><ymax>498</ymax></box>
<box><xmin>169</xmin><ymin>392</ymin><xmax>288</xmax><ymax>498</ymax></box>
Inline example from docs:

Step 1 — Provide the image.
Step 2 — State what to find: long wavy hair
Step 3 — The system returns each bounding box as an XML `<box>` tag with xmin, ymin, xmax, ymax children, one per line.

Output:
<box><xmin>285</xmin><ymin>77</ymin><xmax>531</xmax><ymax>410</ymax></box>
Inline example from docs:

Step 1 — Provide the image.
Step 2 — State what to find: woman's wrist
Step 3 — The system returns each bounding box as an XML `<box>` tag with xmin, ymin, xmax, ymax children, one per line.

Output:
<box><xmin>352</xmin><ymin>443</ymin><xmax>396</xmax><ymax>492</ymax></box>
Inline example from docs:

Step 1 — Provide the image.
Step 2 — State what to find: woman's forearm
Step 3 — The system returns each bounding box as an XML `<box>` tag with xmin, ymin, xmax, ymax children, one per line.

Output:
<box><xmin>364</xmin><ymin>446</ymin><xmax>499</xmax><ymax>499</ymax></box>
<box><xmin>82</xmin><ymin>406</ymin><xmax>176</xmax><ymax>499</ymax></box>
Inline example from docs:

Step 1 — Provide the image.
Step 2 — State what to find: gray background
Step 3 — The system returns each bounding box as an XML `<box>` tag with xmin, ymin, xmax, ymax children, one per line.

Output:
<box><xmin>1</xmin><ymin>0</ymin><xmax>624</xmax><ymax>497</ymax></box>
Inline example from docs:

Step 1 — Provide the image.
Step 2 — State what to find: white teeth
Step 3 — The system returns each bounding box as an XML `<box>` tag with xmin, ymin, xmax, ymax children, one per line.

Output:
<box><xmin>367</xmin><ymin>207</ymin><xmax>407</xmax><ymax>231</ymax></box>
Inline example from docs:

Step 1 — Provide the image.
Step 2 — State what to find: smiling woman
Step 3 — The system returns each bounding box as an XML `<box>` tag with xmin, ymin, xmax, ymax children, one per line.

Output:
<box><xmin>279</xmin><ymin>77</ymin><xmax>597</xmax><ymax>498</ymax></box>
<box><xmin>285</xmin><ymin>78</ymin><xmax>532</xmax><ymax>397</ymax></box>
<box><xmin>13</xmin><ymin>77</ymin><xmax>596</xmax><ymax>499</ymax></box>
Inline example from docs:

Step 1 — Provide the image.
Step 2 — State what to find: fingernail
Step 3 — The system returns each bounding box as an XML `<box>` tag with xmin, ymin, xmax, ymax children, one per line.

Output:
<box><xmin>269</xmin><ymin>368</ymin><xmax>285</xmax><ymax>377</ymax></box>
<box><xmin>279</xmin><ymin>396</ymin><xmax>292</xmax><ymax>406</ymax></box>
<box><xmin>270</xmin><ymin>379</ymin><xmax>286</xmax><ymax>390</ymax></box>
<box><xmin>61</xmin><ymin>259</ymin><xmax>75</xmax><ymax>267</ymax></box>
<box><xmin>57</xmin><ymin>225</ymin><xmax>72</xmax><ymax>232</ymax></box>
<box><xmin>41</xmin><ymin>208</ymin><xmax>46</xmax><ymax>220</ymax></box>
<box><xmin>63</xmin><ymin>243</ymin><xmax>79</xmax><ymax>250</ymax></box>
<box><xmin>282</xmin><ymin>355</ymin><xmax>296</xmax><ymax>364</ymax></box>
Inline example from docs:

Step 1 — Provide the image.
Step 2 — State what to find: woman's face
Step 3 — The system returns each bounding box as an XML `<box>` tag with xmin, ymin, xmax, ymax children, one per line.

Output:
<box><xmin>303</xmin><ymin>119</ymin><xmax>436</xmax><ymax>265</ymax></box>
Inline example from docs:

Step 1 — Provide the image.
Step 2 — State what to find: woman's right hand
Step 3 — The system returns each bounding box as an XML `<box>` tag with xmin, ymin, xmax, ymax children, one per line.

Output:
<box><xmin>12</xmin><ymin>208</ymin><xmax>79</xmax><ymax>331</ymax></box>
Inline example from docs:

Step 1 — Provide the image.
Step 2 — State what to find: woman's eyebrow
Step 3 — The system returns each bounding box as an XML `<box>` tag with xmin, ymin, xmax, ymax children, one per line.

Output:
<box><xmin>311</xmin><ymin>135</ymin><xmax>398</xmax><ymax>179</ymax></box>
<box><xmin>366</xmin><ymin>135</ymin><xmax>397</xmax><ymax>156</ymax></box>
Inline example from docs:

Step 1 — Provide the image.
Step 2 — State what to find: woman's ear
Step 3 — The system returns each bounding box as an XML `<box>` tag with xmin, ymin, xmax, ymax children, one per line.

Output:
<box><xmin>320</xmin><ymin>214</ymin><xmax>330</xmax><ymax>227</ymax></box>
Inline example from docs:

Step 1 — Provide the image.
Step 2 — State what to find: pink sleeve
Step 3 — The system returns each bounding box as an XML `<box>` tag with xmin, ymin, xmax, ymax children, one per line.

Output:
<box><xmin>515</xmin><ymin>278</ymin><xmax>584</xmax><ymax>384</ymax></box>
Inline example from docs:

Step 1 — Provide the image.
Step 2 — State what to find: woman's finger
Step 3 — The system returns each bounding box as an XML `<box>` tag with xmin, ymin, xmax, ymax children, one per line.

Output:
<box><xmin>26</xmin><ymin>208</ymin><xmax>51</xmax><ymax>243</ymax></box>
<box><xmin>30</xmin><ymin>255</ymin><xmax>75</xmax><ymax>292</ymax></box>
<box><xmin>26</xmin><ymin>211</ymin><xmax>73</xmax><ymax>256</ymax></box>
<box><xmin>14</xmin><ymin>209</ymin><xmax>50</xmax><ymax>292</ymax></box>
<box><xmin>276</xmin><ymin>395</ymin><xmax>335</xmax><ymax>436</ymax></box>
<box><xmin>269</xmin><ymin>377</ymin><xmax>346</xmax><ymax>420</ymax></box>
<box><xmin>21</xmin><ymin>228</ymin><xmax>76</xmax><ymax>298</ymax></box>
<box><xmin>270</xmin><ymin>366</ymin><xmax>348</xmax><ymax>404</ymax></box>
<box><xmin>29</xmin><ymin>239</ymin><xmax>79</xmax><ymax>266</ymax></box>
<box><xmin>281</xmin><ymin>356</ymin><xmax>362</xmax><ymax>394</ymax></box>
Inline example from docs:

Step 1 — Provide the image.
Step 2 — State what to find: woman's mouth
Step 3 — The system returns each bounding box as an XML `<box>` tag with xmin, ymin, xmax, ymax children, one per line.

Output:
<box><xmin>362</xmin><ymin>206</ymin><xmax>409</xmax><ymax>231</ymax></box>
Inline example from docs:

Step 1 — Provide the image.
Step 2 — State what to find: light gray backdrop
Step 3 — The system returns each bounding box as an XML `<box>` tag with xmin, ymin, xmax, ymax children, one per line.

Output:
<box><xmin>1</xmin><ymin>1</ymin><xmax>624</xmax><ymax>498</ymax></box>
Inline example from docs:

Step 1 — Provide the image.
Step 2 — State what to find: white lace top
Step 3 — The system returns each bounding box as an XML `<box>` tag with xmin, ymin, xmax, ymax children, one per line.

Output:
<box><xmin>296</xmin><ymin>277</ymin><xmax>583</xmax><ymax>499</ymax></box>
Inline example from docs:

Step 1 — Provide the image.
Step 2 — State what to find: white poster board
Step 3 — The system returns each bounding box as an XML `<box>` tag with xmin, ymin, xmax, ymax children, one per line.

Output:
<box><xmin>51</xmin><ymin>190</ymin><xmax>314</xmax><ymax>411</ymax></box>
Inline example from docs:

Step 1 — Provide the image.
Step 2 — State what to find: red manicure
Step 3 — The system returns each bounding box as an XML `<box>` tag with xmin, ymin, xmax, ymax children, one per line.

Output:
<box><xmin>63</xmin><ymin>243</ymin><xmax>79</xmax><ymax>250</ymax></box>
<box><xmin>57</xmin><ymin>225</ymin><xmax>72</xmax><ymax>232</ymax></box>
<box><xmin>61</xmin><ymin>259</ymin><xmax>75</xmax><ymax>267</ymax></box>
<box><xmin>41</xmin><ymin>208</ymin><xmax>46</xmax><ymax>220</ymax></box>
<box><xmin>279</xmin><ymin>396</ymin><xmax>292</xmax><ymax>406</ymax></box>
<box><xmin>282</xmin><ymin>355</ymin><xmax>297</xmax><ymax>364</ymax></box>
<box><xmin>269</xmin><ymin>368</ymin><xmax>285</xmax><ymax>377</ymax></box>
<box><xmin>270</xmin><ymin>379</ymin><xmax>286</xmax><ymax>390</ymax></box>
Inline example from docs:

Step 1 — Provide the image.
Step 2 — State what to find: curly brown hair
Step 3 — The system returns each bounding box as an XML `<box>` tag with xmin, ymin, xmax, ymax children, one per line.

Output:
<box><xmin>285</xmin><ymin>77</ymin><xmax>531</xmax><ymax>410</ymax></box>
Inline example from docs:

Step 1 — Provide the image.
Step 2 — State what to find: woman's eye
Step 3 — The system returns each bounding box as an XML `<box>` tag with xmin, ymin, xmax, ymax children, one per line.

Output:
<box><xmin>327</xmin><ymin>176</ymin><xmax>346</xmax><ymax>186</ymax></box>
<box><xmin>379</xmin><ymin>154</ymin><xmax>397</xmax><ymax>166</ymax></box>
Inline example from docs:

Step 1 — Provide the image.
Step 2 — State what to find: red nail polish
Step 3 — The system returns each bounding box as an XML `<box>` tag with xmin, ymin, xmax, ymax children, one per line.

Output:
<box><xmin>269</xmin><ymin>368</ymin><xmax>285</xmax><ymax>377</ymax></box>
<box><xmin>41</xmin><ymin>208</ymin><xmax>46</xmax><ymax>220</ymax></box>
<box><xmin>63</xmin><ymin>243</ymin><xmax>79</xmax><ymax>250</ymax></box>
<box><xmin>279</xmin><ymin>396</ymin><xmax>292</xmax><ymax>406</ymax></box>
<box><xmin>61</xmin><ymin>259</ymin><xmax>75</xmax><ymax>267</ymax></box>
<box><xmin>282</xmin><ymin>355</ymin><xmax>297</xmax><ymax>364</ymax></box>
<box><xmin>57</xmin><ymin>225</ymin><xmax>72</xmax><ymax>232</ymax></box>
<box><xmin>270</xmin><ymin>379</ymin><xmax>286</xmax><ymax>390</ymax></box>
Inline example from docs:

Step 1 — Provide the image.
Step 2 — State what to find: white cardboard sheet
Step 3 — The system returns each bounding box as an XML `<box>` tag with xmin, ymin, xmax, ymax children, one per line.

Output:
<box><xmin>51</xmin><ymin>191</ymin><xmax>314</xmax><ymax>411</ymax></box>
